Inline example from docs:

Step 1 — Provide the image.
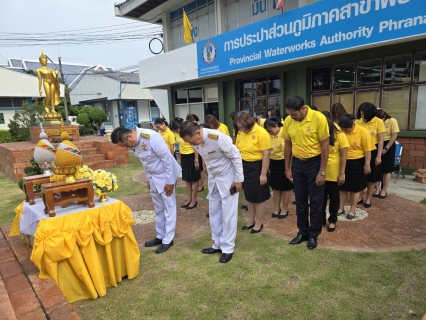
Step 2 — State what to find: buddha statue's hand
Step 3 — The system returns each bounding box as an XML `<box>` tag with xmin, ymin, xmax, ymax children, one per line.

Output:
<box><xmin>39</xmin><ymin>90</ymin><xmax>42</xmax><ymax>96</ymax></box>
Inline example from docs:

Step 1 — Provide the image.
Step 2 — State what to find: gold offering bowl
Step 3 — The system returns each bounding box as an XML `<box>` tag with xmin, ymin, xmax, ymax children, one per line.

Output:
<box><xmin>52</xmin><ymin>164</ymin><xmax>80</xmax><ymax>183</ymax></box>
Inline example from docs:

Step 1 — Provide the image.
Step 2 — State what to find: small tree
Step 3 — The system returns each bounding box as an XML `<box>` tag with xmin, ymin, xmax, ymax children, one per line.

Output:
<box><xmin>17</xmin><ymin>157</ymin><xmax>43</xmax><ymax>190</ymax></box>
<box><xmin>76</xmin><ymin>107</ymin><xmax>107</xmax><ymax>135</ymax></box>
<box><xmin>8</xmin><ymin>101</ymin><xmax>45</xmax><ymax>141</ymax></box>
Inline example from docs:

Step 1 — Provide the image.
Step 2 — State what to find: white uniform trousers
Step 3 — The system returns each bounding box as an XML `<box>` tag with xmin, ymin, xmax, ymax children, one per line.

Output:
<box><xmin>150</xmin><ymin>185</ymin><xmax>177</xmax><ymax>245</ymax></box>
<box><xmin>208</xmin><ymin>183</ymin><xmax>238</xmax><ymax>254</ymax></box>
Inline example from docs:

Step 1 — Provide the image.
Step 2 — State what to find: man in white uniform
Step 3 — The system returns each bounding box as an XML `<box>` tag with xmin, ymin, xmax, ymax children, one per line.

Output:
<box><xmin>180</xmin><ymin>121</ymin><xmax>243</xmax><ymax>263</ymax></box>
<box><xmin>111</xmin><ymin>126</ymin><xmax>181</xmax><ymax>254</ymax></box>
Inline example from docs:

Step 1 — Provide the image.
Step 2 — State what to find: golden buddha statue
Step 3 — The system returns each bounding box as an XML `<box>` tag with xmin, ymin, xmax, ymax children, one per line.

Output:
<box><xmin>36</xmin><ymin>51</ymin><xmax>61</xmax><ymax>114</ymax></box>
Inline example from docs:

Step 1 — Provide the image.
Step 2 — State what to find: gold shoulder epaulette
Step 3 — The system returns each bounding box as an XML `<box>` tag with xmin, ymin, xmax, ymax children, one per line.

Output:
<box><xmin>140</xmin><ymin>133</ymin><xmax>150</xmax><ymax>139</ymax></box>
<box><xmin>208</xmin><ymin>133</ymin><xmax>218</xmax><ymax>140</ymax></box>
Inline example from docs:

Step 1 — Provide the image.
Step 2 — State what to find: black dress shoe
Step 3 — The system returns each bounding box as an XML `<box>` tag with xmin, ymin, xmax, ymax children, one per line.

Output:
<box><xmin>250</xmin><ymin>224</ymin><xmax>263</xmax><ymax>234</ymax></box>
<box><xmin>378</xmin><ymin>193</ymin><xmax>387</xmax><ymax>199</ymax></box>
<box><xmin>363</xmin><ymin>202</ymin><xmax>371</xmax><ymax>208</ymax></box>
<box><xmin>242</xmin><ymin>223</ymin><xmax>255</xmax><ymax>230</ymax></box>
<box><xmin>155</xmin><ymin>241</ymin><xmax>174</xmax><ymax>254</ymax></box>
<box><xmin>271</xmin><ymin>209</ymin><xmax>281</xmax><ymax>218</ymax></box>
<box><xmin>219</xmin><ymin>253</ymin><xmax>233</xmax><ymax>263</ymax></box>
<box><xmin>327</xmin><ymin>224</ymin><xmax>336</xmax><ymax>232</ymax></box>
<box><xmin>307</xmin><ymin>237</ymin><xmax>317</xmax><ymax>250</ymax></box>
<box><xmin>186</xmin><ymin>202</ymin><xmax>198</xmax><ymax>210</ymax></box>
<box><xmin>292</xmin><ymin>200</ymin><xmax>297</xmax><ymax>205</ymax></box>
<box><xmin>201</xmin><ymin>247</ymin><xmax>222</xmax><ymax>254</ymax></box>
<box><xmin>289</xmin><ymin>234</ymin><xmax>309</xmax><ymax>245</ymax></box>
<box><xmin>241</xmin><ymin>204</ymin><xmax>248</xmax><ymax>210</ymax></box>
<box><xmin>206</xmin><ymin>213</ymin><xmax>210</xmax><ymax>217</ymax></box>
<box><xmin>277</xmin><ymin>211</ymin><xmax>289</xmax><ymax>219</ymax></box>
<box><xmin>181</xmin><ymin>203</ymin><xmax>190</xmax><ymax>208</ymax></box>
<box><xmin>144</xmin><ymin>237</ymin><xmax>162</xmax><ymax>247</ymax></box>
<box><xmin>357</xmin><ymin>199</ymin><xmax>363</xmax><ymax>205</ymax></box>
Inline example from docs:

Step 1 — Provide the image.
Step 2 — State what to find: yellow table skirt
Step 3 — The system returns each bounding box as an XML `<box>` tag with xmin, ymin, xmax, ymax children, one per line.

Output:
<box><xmin>10</xmin><ymin>199</ymin><xmax>140</xmax><ymax>303</ymax></box>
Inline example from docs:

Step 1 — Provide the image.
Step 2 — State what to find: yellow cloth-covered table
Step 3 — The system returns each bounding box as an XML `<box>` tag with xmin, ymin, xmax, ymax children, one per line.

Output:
<box><xmin>10</xmin><ymin>198</ymin><xmax>140</xmax><ymax>303</ymax></box>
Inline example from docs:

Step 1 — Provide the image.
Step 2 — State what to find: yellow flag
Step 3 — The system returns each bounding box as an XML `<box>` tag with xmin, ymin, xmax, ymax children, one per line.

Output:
<box><xmin>183</xmin><ymin>10</ymin><xmax>193</xmax><ymax>44</ymax></box>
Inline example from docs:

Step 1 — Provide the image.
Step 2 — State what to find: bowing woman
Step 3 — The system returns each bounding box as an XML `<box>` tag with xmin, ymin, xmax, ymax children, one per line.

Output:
<box><xmin>170</xmin><ymin>118</ymin><xmax>200</xmax><ymax>210</ymax></box>
<box><xmin>154</xmin><ymin>117</ymin><xmax>175</xmax><ymax>155</ymax></box>
<box><xmin>338</xmin><ymin>114</ymin><xmax>375</xmax><ymax>219</ymax></box>
<box><xmin>376</xmin><ymin>109</ymin><xmax>400</xmax><ymax>199</ymax></box>
<box><xmin>263</xmin><ymin>117</ymin><xmax>294</xmax><ymax>219</ymax></box>
<box><xmin>205</xmin><ymin>114</ymin><xmax>230</xmax><ymax>136</ymax></box>
<box><xmin>355</xmin><ymin>102</ymin><xmax>385</xmax><ymax>207</ymax></box>
<box><xmin>234</xmin><ymin>112</ymin><xmax>271</xmax><ymax>233</ymax></box>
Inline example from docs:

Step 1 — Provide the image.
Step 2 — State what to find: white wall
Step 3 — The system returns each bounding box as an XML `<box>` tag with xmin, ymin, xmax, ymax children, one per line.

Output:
<box><xmin>121</xmin><ymin>84</ymin><xmax>152</xmax><ymax>100</ymax></box>
<box><xmin>137</xmin><ymin>99</ymin><xmax>150</xmax><ymax>121</ymax></box>
<box><xmin>70</xmin><ymin>73</ymin><xmax>119</xmax><ymax>104</ymax></box>
<box><xmin>0</xmin><ymin>109</ymin><xmax>15</xmax><ymax>130</ymax></box>
<box><xmin>138</xmin><ymin>44</ymin><xmax>198</xmax><ymax>89</ymax></box>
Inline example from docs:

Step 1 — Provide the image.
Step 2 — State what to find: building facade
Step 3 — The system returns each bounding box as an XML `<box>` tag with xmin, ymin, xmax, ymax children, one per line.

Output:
<box><xmin>115</xmin><ymin>0</ymin><xmax>426</xmax><ymax>171</ymax></box>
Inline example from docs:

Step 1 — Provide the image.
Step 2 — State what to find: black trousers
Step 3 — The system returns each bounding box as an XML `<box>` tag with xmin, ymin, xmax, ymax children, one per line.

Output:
<box><xmin>292</xmin><ymin>156</ymin><xmax>324</xmax><ymax>238</ymax></box>
<box><xmin>322</xmin><ymin>181</ymin><xmax>339</xmax><ymax>224</ymax></box>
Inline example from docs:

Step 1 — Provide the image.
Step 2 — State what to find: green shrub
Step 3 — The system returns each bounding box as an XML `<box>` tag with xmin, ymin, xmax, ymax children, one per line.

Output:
<box><xmin>0</xmin><ymin>130</ymin><xmax>12</xmax><ymax>143</ymax></box>
<box><xmin>76</xmin><ymin>107</ymin><xmax>107</xmax><ymax>135</ymax></box>
<box><xmin>17</xmin><ymin>157</ymin><xmax>43</xmax><ymax>191</ymax></box>
<box><xmin>8</xmin><ymin>101</ymin><xmax>45</xmax><ymax>142</ymax></box>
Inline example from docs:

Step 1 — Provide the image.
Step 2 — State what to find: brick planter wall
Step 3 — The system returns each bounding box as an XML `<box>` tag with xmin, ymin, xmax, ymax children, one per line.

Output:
<box><xmin>397</xmin><ymin>138</ymin><xmax>426</xmax><ymax>170</ymax></box>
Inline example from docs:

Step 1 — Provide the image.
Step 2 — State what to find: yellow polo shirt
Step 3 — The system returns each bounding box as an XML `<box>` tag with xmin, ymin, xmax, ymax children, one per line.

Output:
<box><xmin>281</xmin><ymin>106</ymin><xmax>330</xmax><ymax>159</ymax></box>
<box><xmin>258</xmin><ymin>118</ymin><xmax>266</xmax><ymax>127</ymax></box>
<box><xmin>344</xmin><ymin>123</ymin><xmax>376</xmax><ymax>160</ymax></box>
<box><xmin>218</xmin><ymin>123</ymin><xmax>230</xmax><ymax>136</ymax></box>
<box><xmin>175</xmin><ymin>133</ymin><xmax>194</xmax><ymax>155</ymax></box>
<box><xmin>383</xmin><ymin>118</ymin><xmax>400</xmax><ymax>141</ymax></box>
<box><xmin>159</xmin><ymin>127</ymin><xmax>176</xmax><ymax>148</ymax></box>
<box><xmin>236</xmin><ymin>123</ymin><xmax>271</xmax><ymax>162</ymax></box>
<box><xmin>326</xmin><ymin>130</ymin><xmax>349</xmax><ymax>182</ymax></box>
<box><xmin>355</xmin><ymin>117</ymin><xmax>385</xmax><ymax>145</ymax></box>
<box><xmin>269</xmin><ymin>127</ymin><xmax>285</xmax><ymax>160</ymax></box>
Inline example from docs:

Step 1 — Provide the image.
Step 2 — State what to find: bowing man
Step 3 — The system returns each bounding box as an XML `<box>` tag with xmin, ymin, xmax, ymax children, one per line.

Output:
<box><xmin>111</xmin><ymin>126</ymin><xmax>181</xmax><ymax>254</ymax></box>
<box><xmin>180</xmin><ymin>121</ymin><xmax>244</xmax><ymax>263</ymax></box>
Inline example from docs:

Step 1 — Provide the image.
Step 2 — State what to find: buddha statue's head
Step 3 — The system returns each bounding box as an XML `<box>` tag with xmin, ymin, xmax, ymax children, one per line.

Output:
<box><xmin>39</xmin><ymin>51</ymin><xmax>47</xmax><ymax>66</ymax></box>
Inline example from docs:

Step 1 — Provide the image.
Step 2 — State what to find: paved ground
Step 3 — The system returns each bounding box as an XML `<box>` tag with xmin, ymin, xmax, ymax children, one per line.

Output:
<box><xmin>1</xmin><ymin>173</ymin><xmax>425</xmax><ymax>319</ymax></box>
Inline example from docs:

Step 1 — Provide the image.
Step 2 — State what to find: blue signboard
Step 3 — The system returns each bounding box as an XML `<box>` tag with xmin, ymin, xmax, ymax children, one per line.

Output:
<box><xmin>197</xmin><ymin>0</ymin><xmax>426</xmax><ymax>77</ymax></box>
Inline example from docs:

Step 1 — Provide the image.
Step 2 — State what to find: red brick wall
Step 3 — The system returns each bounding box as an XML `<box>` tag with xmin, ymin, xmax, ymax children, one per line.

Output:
<box><xmin>397</xmin><ymin>138</ymin><xmax>426</xmax><ymax>169</ymax></box>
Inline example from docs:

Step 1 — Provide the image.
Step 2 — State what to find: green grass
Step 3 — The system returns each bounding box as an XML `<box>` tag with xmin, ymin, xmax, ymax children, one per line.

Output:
<box><xmin>421</xmin><ymin>198</ymin><xmax>426</xmax><ymax>205</ymax></box>
<box><xmin>2</xmin><ymin>154</ymin><xmax>426</xmax><ymax>319</ymax></box>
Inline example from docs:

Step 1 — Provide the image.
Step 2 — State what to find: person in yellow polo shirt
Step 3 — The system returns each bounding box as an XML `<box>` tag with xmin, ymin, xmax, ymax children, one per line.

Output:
<box><xmin>235</xmin><ymin>112</ymin><xmax>271</xmax><ymax>234</ymax></box>
<box><xmin>281</xmin><ymin>96</ymin><xmax>329</xmax><ymax>250</ymax></box>
<box><xmin>264</xmin><ymin>117</ymin><xmax>294</xmax><ymax>220</ymax></box>
<box><xmin>355</xmin><ymin>102</ymin><xmax>385</xmax><ymax>208</ymax></box>
<box><xmin>338</xmin><ymin>114</ymin><xmax>375</xmax><ymax>219</ymax></box>
<box><xmin>321</xmin><ymin>112</ymin><xmax>348</xmax><ymax>232</ymax></box>
<box><xmin>154</xmin><ymin>117</ymin><xmax>175</xmax><ymax>155</ymax></box>
<box><xmin>376</xmin><ymin>109</ymin><xmax>400</xmax><ymax>199</ymax></box>
<box><xmin>170</xmin><ymin>118</ymin><xmax>200</xmax><ymax>210</ymax></box>
<box><xmin>205</xmin><ymin>115</ymin><xmax>230</xmax><ymax>136</ymax></box>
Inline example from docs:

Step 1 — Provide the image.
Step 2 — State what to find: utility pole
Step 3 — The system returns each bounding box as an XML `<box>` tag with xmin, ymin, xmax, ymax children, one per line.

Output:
<box><xmin>58</xmin><ymin>57</ymin><xmax>69</xmax><ymax>124</ymax></box>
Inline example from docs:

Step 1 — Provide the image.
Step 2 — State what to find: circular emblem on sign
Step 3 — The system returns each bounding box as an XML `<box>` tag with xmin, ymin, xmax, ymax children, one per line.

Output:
<box><xmin>201</xmin><ymin>40</ymin><xmax>217</xmax><ymax>65</ymax></box>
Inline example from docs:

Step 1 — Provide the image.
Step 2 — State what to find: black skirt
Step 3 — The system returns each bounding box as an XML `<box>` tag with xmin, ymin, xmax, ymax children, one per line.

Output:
<box><xmin>340</xmin><ymin>158</ymin><xmax>368</xmax><ymax>192</ymax></box>
<box><xmin>369</xmin><ymin>147</ymin><xmax>381</xmax><ymax>183</ymax></box>
<box><xmin>181</xmin><ymin>153</ymin><xmax>201</xmax><ymax>182</ymax></box>
<box><xmin>268</xmin><ymin>159</ymin><xmax>294</xmax><ymax>191</ymax></box>
<box><xmin>242</xmin><ymin>160</ymin><xmax>270</xmax><ymax>203</ymax></box>
<box><xmin>380</xmin><ymin>140</ymin><xmax>396</xmax><ymax>174</ymax></box>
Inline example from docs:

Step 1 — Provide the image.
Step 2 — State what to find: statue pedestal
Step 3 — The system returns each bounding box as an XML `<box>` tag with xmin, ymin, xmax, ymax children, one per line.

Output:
<box><xmin>30</xmin><ymin>125</ymin><xmax>80</xmax><ymax>143</ymax></box>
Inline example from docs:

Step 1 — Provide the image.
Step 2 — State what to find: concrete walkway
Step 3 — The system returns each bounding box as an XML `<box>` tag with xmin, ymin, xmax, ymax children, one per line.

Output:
<box><xmin>1</xmin><ymin>174</ymin><xmax>425</xmax><ymax>319</ymax></box>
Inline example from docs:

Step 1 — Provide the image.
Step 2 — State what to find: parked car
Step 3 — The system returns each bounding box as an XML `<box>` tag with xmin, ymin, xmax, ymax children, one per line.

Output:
<box><xmin>138</xmin><ymin>120</ymin><xmax>157</xmax><ymax>131</ymax></box>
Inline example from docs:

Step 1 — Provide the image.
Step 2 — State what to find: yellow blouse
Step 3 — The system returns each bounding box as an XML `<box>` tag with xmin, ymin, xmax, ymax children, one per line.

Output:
<box><xmin>269</xmin><ymin>127</ymin><xmax>285</xmax><ymax>160</ymax></box>
<box><xmin>355</xmin><ymin>117</ymin><xmax>385</xmax><ymax>145</ymax></box>
<box><xmin>236</xmin><ymin>123</ymin><xmax>271</xmax><ymax>162</ymax></box>
<box><xmin>175</xmin><ymin>133</ymin><xmax>194</xmax><ymax>154</ymax></box>
<box><xmin>159</xmin><ymin>127</ymin><xmax>176</xmax><ymax>148</ymax></box>
<box><xmin>217</xmin><ymin>123</ymin><xmax>230</xmax><ymax>135</ymax></box>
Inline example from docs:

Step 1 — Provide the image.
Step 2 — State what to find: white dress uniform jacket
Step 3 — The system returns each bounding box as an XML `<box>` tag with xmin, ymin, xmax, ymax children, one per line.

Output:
<box><xmin>134</xmin><ymin>128</ymin><xmax>181</xmax><ymax>244</ymax></box>
<box><xmin>194</xmin><ymin>128</ymin><xmax>244</xmax><ymax>253</ymax></box>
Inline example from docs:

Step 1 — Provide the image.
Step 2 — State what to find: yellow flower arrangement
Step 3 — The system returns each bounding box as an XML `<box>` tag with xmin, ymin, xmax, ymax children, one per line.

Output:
<box><xmin>76</xmin><ymin>165</ymin><xmax>93</xmax><ymax>180</ymax></box>
<box><xmin>91</xmin><ymin>169</ymin><xmax>119</xmax><ymax>197</ymax></box>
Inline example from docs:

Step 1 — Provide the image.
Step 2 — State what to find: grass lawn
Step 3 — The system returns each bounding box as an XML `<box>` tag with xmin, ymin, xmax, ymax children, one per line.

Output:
<box><xmin>1</xmin><ymin>155</ymin><xmax>426</xmax><ymax>319</ymax></box>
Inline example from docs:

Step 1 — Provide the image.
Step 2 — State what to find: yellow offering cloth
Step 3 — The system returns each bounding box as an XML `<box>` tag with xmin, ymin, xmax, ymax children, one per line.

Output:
<box><xmin>10</xmin><ymin>198</ymin><xmax>140</xmax><ymax>303</ymax></box>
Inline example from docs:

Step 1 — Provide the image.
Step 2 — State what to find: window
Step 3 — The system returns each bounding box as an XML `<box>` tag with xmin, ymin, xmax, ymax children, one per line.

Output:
<box><xmin>150</xmin><ymin>100</ymin><xmax>160</xmax><ymax>121</ymax></box>
<box><xmin>0</xmin><ymin>113</ymin><xmax>4</xmax><ymax>124</ymax></box>
<box><xmin>102</xmin><ymin>102</ymin><xmax>112</xmax><ymax>123</ymax></box>
<box><xmin>310</xmin><ymin>52</ymin><xmax>426</xmax><ymax>129</ymax></box>
<box><xmin>174</xmin><ymin>85</ymin><xmax>219</xmax><ymax>121</ymax></box>
<box><xmin>238</xmin><ymin>74</ymin><xmax>281</xmax><ymax>117</ymax></box>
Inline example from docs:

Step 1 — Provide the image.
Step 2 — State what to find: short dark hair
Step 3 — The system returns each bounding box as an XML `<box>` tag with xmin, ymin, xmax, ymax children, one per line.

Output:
<box><xmin>264</xmin><ymin>117</ymin><xmax>283</xmax><ymax>130</ymax></box>
<box><xmin>170</xmin><ymin>117</ymin><xmax>184</xmax><ymax>132</ymax></box>
<box><xmin>322</xmin><ymin>111</ymin><xmax>331</xmax><ymax>119</ymax></box>
<box><xmin>310</xmin><ymin>105</ymin><xmax>318</xmax><ymax>111</ymax></box>
<box><xmin>205</xmin><ymin>115</ymin><xmax>220</xmax><ymax>129</ymax></box>
<box><xmin>284</xmin><ymin>96</ymin><xmax>304</xmax><ymax>111</ymax></box>
<box><xmin>154</xmin><ymin>117</ymin><xmax>168</xmax><ymax>126</ymax></box>
<box><xmin>326</xmin><ymin>116</ymin><xmax>336</xmax><ymax>146</ymax></box>
<box><xmin>376</xmin><ymin>109</ymin><xmax>391</xmax><ymax>121</ymax></box>
<box><xmin>233</xmin><ymin>111</ymin><xmax>255</xmax><ymax>131</ymax></box>
<box><xmin>180</xmin><ymin>121</ymin><xmax>200</xmax><ymax>138</ymax></box>
<box><xmin>230</xmin><ymin>111</ymin><xmax>238</xmax><ymax>120</ymax></box>
<box><xmin>267</xmin><ymin>107</ymin><xmax>282</xmax><ymax>120</ymax></box>
<box><xmin>357</xmin><ymin>102</ymin><xmax>377</xmax><ymax>122</ymax></box>
<box><xmin>186</xmin><ymin>114</ymin><xmax>199</xmax><ymax>122</ymax></box>
<box><xmin>338</xmin><ymin>114</ymin><xmax>356</xmax><ymax>129</ymax></box>
<box><xmin>111</xmin><ymin>127</ymin><xmax>131</xmax><ymax>144</ymax></box>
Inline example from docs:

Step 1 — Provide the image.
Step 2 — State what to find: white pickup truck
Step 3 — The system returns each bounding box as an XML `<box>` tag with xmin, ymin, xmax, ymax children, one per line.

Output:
<box><xmin>138</xmin><ymin>120</ymin><xmax>157</xmax><ymax>131</ymax></box>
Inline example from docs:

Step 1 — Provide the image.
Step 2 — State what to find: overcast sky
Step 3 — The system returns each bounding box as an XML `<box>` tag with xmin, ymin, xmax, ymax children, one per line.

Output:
<box><xmin>0</xmin><ymin>0</ymin><xmax>162</xmax><ymax>69</ymax></box>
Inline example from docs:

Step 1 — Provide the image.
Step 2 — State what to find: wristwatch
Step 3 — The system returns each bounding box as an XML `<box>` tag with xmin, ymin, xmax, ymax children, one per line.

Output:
<box><xmin>320</xmin><ymin>171</ymin><xmax>326</xmax><ymax>176</ymax></box>
<box><xmin>384</xmin><ymin>147</ymin><xmax>389</xmax><ymax>151</ymax></box>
